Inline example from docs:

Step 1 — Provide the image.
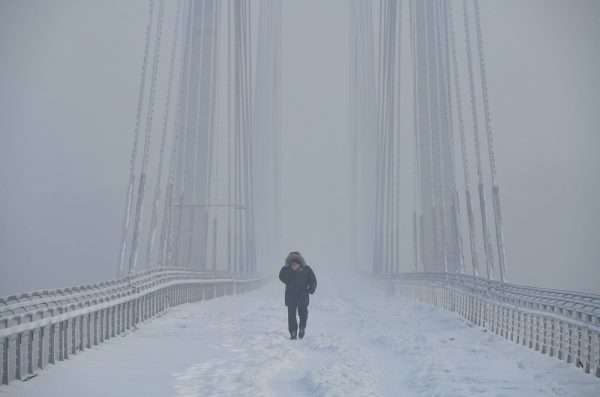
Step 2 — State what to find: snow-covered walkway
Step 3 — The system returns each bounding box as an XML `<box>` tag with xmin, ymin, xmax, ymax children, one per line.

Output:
<box><xmin>3</xmin><ymin>269</ymin><xmax>599</xmax><ymax>397</ymax></box>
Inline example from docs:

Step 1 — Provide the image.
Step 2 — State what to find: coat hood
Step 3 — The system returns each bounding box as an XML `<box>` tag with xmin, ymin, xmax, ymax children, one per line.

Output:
<box><xmin>285</xmin><ymin>252</ymin><xmax>306</xmax><ymax>267</ymax></box>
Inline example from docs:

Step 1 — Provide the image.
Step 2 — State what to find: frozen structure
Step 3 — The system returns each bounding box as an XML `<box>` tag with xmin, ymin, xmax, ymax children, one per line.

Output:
<box><xmin>1</xmin><ymin>0</ymin><xmax>599</xmax><ymax>392</ymax></box>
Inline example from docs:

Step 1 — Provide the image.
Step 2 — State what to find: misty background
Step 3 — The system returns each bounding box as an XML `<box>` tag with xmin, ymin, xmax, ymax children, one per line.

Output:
<box><xmin>0</xmin><ymin>0</ymin><xmax>599</xmax><ymax>296</ymax></box>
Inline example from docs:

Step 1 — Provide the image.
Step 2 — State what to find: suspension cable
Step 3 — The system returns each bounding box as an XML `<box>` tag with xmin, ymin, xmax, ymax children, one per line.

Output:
<box><xmin>448</xmin><ymin>0</ymin><xmax>478</xmax><ymax>276</ymax></box>
<box><xmin>473</xmin><ymin>0</ymin><xmax>508</xmax><ymax>282</ymax></box>
<box><xmin>159</xmin><ymin>0</ymin><xmax>187</xmax><ymax>269</ymax></box>
<box><xmin>117</xmin><ymin>0</ymin><xmax>155</xmax><ymax>278</ymax></box>
<box><xmin>128</xmin><ymin>0</ymin><xmax>166</xmax><ymax>276</ymax></box>
<box><xmin>147</xmin><ymin>0</ymin><xmax>183</xmax><ymax>269</ymax></box>
<box><xmin>462</xmin><ymin>0</ymin><xmax>495</xmax><ymax>280</ymax></box>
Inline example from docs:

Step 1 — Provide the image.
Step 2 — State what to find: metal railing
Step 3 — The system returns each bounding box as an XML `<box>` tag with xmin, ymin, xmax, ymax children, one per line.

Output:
<box><xmin>372</xmin><ymin>272</ymin><xmax>600</xmax><ymax>378</ymax></box>
<box><xmin>0</xmin><ymin>268</ymin><xmax>271</xmax><ymax>385</ymax></box>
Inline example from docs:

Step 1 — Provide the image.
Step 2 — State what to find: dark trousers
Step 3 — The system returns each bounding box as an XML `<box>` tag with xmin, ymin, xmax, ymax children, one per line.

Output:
<box><xmin>287</xmin><ymin>305</ymin><xmax>308</xmax><ymax>334</ymax></box>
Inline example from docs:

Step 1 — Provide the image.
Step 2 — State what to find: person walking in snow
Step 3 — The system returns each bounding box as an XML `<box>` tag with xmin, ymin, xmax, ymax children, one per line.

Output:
<box><xmin>279</xmin><ymin>252</ymin><xmax>317</xmax><ymax>340</ymax></box>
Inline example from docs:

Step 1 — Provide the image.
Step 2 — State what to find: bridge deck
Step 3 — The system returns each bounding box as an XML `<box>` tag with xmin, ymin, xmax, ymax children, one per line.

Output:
<box><xmin>3</xmin><ymin>270</ymin><xmax>598</xmax><ymax>396</ymax></box>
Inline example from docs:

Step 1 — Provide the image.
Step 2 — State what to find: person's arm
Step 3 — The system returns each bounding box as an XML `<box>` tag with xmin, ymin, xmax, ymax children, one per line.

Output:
<box><xmin>307</xmin><ymin>266</ymin><xmax>317</xmax><ymax>294</ymax></box>
<box><xmin>279</xmin><ymin>266</ymin><xmax>293</xmax><ymax>284</ymax></box>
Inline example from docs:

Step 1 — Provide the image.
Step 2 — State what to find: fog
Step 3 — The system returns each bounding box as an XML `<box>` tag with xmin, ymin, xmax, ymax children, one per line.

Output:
<box><xmin>280</xmin><ymin>0</ymin><xmax>351</xmax><ymax>269</ymax></box>
<box><xmin>1</xmin><ymin>0</ymin><xmax>599</xmax><ymax>296</ymax></box>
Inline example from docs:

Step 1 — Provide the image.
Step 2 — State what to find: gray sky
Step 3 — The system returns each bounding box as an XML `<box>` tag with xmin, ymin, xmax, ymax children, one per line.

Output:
<box><xmin>0</xmin><ymin>0</ymin><xmax>599</xmax><ymax>295</ymax></box>
<box><xmin>0</xmin><ymin>0</ymin><xmax>147</xmax><ymax>292</ymax></box>
<box><xmin>280</xmin><ymin>0</ymin><xmax>351</xmax><ymax>269</ymax></box>
<box><xmin>481</xmin><ymin>0</ymin><xmax>600</xmax><ymax>292</ymax></box>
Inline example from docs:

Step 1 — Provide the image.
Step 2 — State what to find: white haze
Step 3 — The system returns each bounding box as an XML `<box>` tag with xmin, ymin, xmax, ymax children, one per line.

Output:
<box><xmin>0</xmin><ymin>0</ymin><xmax>599</xmax><ymax>296</ymax></box>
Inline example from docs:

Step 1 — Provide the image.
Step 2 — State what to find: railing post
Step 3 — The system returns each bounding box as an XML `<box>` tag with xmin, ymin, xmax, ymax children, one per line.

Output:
<box><xmin>135</xmin><ymin>298</ymin><xmax>140</xmax><ymax>327</ymax></box>
<box><xmin>63</xmin><ymin>320</ymin><xmax>69</xmax><ymax>360</ymax></box>
<box><xmin>593</xmin><ymin>330</ymin><xmax>600</xmax><ymax>377</ymax></box>
<box><xmin>49</xmin><ymin>323</ymin><xmax>56</xmax><ymax>364</ymax></box>
<box><xmin>86</xmin><ymin>314</ymin><xmax>91</xmax><ymax>349</ymax></box>
<box><xmin>105</xmin><ymin>309</ymin><xmax>110</xmax><ymax>340</ymax></box>
<box><xmin>60</xmin><ymin>321</ymin><xmax>66</xmax><ymax>361</ymax></box>
<box><xmin>501</xmin><ymin>307</ymin><xmax>507</xmax><ymax>338</ymax></box>
<box><xmin>56</xmin><ymin>321</ymin><xmax>62</xmax><ymax>362</ymax></box>
<box><xmin>71</xmin><ymin>318</ymin><xmax>77</xmax><ymax>355</ymax></box>
<box><xmin>567</xmin><ymin>324</ymin><xmax>574</xmax><ymax>363</ymax></box>
<box><xmin>119</xmin><ymin>304</ymin><xmax>124</xmax><ymax>334</ymax></box>
<box><xmin>26</xmin><ymin>329</ymin><xmax>33</xmax><ymax>377</ymax></box>
<box><xmin>558</xmin><ymin>320</ymin><xmax>565</xmax><ymax>361</ymax></box>
<box><xmin>498</xmin><ymin>306</ymin><xmax>504</xmax><ymax>337</ymax></box>
<box><xmin>125</xmin><ymin>302</ymin><xmax>129</xmax><ymax>330</ymax></box>
<box><xmin>38</xmin><ymin>326</ymin><xmax>45</xmax><ymax>369</ymax></box>
<box><xmin>516</xmin><ymin>311</ymin><xmax>522</xmax><ymax>344</ymax></box>
<box><xmin>577</xmin><ymin>326</ymin><xmax>584</xmax><ymax>369</ymax></box>
<box><xmin>15</xmin><ymin>333</ymin><xmax>22</xmax><ymax>380</ymax></box>
<box><xmin>79</xmin><ymin>315</ymin><xmax>84</xmax><ymax>351</ymax></box>
<box><xmin>152</xmin><ymin>294</ymin><xmax>156</xmax><ymax>317</ymax></box>
<box><xmin>131</xmin><ymin>299</ymin><xmax>136</xmax><ymax>326</ymax></box>
<box><xmin>111</xmin><ymin>306</ymin><xmax>116</xmax><ymax>336</ymax></box>
<box><xmin>584</xmin><ymin>329</ymin><xmax>592</xmax><ymax>373</ymax></box>
<box><xmin>132</xmin><ymin>299</ymin><xmax>137</xmax><ymax>327</ymax></box>
<box><xmin>99</xmin><ymin>310</ymin><xmax>104</xmax><ymax>343</ymax></box>
<box><xmin>526</xmin><ymin>313</ymin><xmax>531</xmax><ymax>347</ymax></box>
<box><xmin>104</xmin><ymin>308</ymin><xmax>109</xmax><ymax>340</ymax></box>
<box><xmin>62</xmin><ymin>320</ymin><xmax>67</xmax><ymax>358</ymax></box>
<box><xmin>137</xmin><ymin>297</ymin><xmax>142</xmax><ymax>324</ymax></box>
<box><xmin>146</xmin><ymin>295</ymin><xmax>150</xmax><ymax>319</ymax></box>
<box><xmin>144</xmin><ymin>295</ymin><xmax>148</xmax><ymax>321</ymax></box>
<box><xmin>148</xmin><ymin>291</ymin><xmax>156</xmax><ymax>318</ymax></box>
<box><xmin>140</xmin><ymin>296</ymin><xmax>144</xmax><ymax>322</ymax></box>
<box><xmin>533</xmin><ymin>315</ymin><xmax>540</xmax><ymax>351</ymax></box>
<box><xmin>93</xmin><ymin>312</ymin><xmax>99</xmax><ymax>345</ymax></box>
<box><xmin>115</xmin><ymin>304</ymin><xmax>121</xmax><ymax>335</ymax></box>
<box><xmin>542</xmin><ymin>316</ymin><xmax>548</xmax><ymax>354</ymax></box>
<box><xmin>124</xmin><ymin>302</ymin><xmax>128</xmax><ymax>332</ymax></box>
<box><xmin>156</xmin><ymin>291</ymin><xmax>160</xmax><ymax>315</ymax></box>
<box><xmin>549</xmin><ymin>318</ymin><xmax>556</xmax><ymax>357</ymax></box>
<box><xmin>122</xmin><ymin>302</ymin><xmax>127</xmax><ymax>331</ymax></box>
<box><xmin>152</xmin><ymin>293</ymin><xmax>155</xmax><ymax>315</ymax></box>
<box><xmin>2</xmin><ymin>337</ymin><xmax>8</xmax><ymax>385</ymax></box>
<box><xmin>126</xmin><ymin>301</ymin><xmax>131</xmax><ymax>330</ymax></box>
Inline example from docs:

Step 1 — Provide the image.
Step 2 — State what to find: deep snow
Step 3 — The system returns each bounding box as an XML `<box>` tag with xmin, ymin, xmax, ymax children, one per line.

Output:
<box><xmin>2</xmin><ymin>269</ymin><xmax>599</xmax><ymax>397</ymax></box>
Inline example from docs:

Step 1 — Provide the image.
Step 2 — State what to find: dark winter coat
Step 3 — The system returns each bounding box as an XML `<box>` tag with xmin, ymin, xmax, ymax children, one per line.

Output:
<box><xmin>279</xmin><ymin>253</ymin><xmax>317</xmax><ymax>307</ymax></box>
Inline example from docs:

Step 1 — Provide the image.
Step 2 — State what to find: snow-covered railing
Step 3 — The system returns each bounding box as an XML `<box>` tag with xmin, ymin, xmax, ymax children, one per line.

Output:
<box><xmin>0</xmin><ymin>268</ymin><xmax>271</xmax><ymax>385</ymax></box>
<box><xmin>373</xmin><ymin>272</ymin><xmax>600</xmax><ymax>378</ymax></box>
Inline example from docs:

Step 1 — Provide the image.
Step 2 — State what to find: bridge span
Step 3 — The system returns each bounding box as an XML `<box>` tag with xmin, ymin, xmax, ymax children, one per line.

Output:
<box><xmin>1</xmin><ymin>0</ymin><xmax>600</xmax><ymax>395</ymax></box>
<box><xmin>3</xmin><ymin>268</ymin><xmax>599</xmax><ymax>396</ymax></box>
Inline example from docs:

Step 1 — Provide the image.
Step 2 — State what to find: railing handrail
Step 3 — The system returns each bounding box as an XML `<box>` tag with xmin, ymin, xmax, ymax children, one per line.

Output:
<box><xmin>379</xmin><ymin>272</ymin><xmax>600</xmax><ymax>300</ymax></box>
<box><xmin>0</xmin><ymin>270</ymin><xmax>269</xmax><ymax>326</ymax></box>
<box><xmin>0</xmin><ymin>267</ymin><xmax>229</xmax><ymax>311</ymax></box>
<box><xmin>375</xmin><ymin>272</ymin><xmax>600</xmax><ymax>321</ymax></box>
